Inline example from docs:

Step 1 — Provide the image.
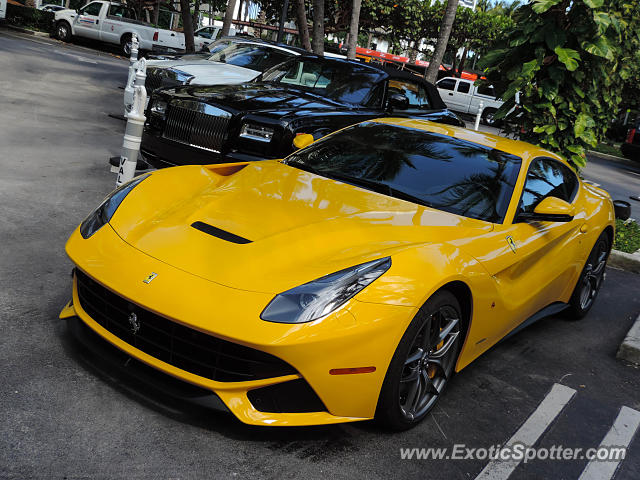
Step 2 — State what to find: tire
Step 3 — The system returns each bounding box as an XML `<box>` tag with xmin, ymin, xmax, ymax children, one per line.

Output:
<box><xmin>56</xmin><ymin>21</ymin><xmax>72</xmax><ymax>42</ymax></box>
<box><xmin>565</xmin><ymin>231</ymin><xmax>611</xmax><ymax>320</ymax></box>
<box><xmin>376</xmin><ymin>290</ymin><xmax>463</xmax><ymax>431</ymax></box>
<box><xmin>482</xmin><ymin>108</ymin><xmax>500</xmax><ymax>127</ymax></box>
<box><xmin>120</xmin><ymin>34</ymin><xmax>132</xmax><ymax>57</ymax></box>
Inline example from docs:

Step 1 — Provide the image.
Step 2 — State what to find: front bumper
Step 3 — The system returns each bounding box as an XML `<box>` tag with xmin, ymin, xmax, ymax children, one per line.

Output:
<box><xmin>62</xmin><ymin>224</ymin><xmax>415</xmax><ymax>426</ymax></box>
<box><xmin>141</xmin><ymin>131</ymin><xmax>270</xmax><ymax>169</ymax></box>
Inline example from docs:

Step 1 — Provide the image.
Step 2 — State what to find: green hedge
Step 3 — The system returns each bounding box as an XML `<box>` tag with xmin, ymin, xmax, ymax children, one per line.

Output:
<box><xmin>614</xmin><ymin>219</ymin><xmax>640</xmax><ymax>254</ymax></box>
<box><xmin>6</xmin><ymin>4</ymin><xmax>55</xmax><ymax>32</ymax></box>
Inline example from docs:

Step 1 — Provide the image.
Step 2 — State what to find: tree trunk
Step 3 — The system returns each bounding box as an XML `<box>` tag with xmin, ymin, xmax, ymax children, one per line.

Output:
<box><xmin>180</xmin><ymin>0</ymin><xmax>195</xmax><ymax>52</ymax></box>
<box><xmin>192</xmin><ymin>0</ymin><xmax>201</xmax><ymax>31</ymax></box>
<box><xmin>457</xmin><ymin>46</ymin><xmax>468</xmax><ymax>76</ymax></box>
<box><xmin>222</xmin><ymin>0</ymin><xmax>238</xmax><ymax>36</ymax></box>
<box><xmin>346</xmin><ymin>0</ymin><xmax>361</xmax><ymax>60</ymax></box>
<box><xmin>296</xmin><ymin>0</ymin><xmax>312</xmax><ymax>51</ymax></box>
<box><xmin>153</xmin><ymin>0</ymin><xmax>160</xmax><ymax>26</ymax></box>
<box><xmin>311</xmin><ymin>0</ymin><xmax>324</xmax><ymax>55</ymax></box>
<box><xmin>425</xmin><ymin>0</ymin><xmax>459</xmax><ymax>84</ymax></box>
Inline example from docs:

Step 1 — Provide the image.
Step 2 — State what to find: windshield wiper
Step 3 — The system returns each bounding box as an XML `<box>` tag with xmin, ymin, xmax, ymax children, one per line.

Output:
<box><xmin>286</xmin><ymin>162</ymin><xmax>433</xmax><ymax>208</ymax></box>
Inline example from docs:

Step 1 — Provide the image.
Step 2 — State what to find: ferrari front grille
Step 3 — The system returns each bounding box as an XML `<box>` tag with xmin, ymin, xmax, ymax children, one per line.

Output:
<box><xmin>162</xmin><ymin>99</ymin><xmax>231</xmax><ymax>153</ymax></box>
<box><xmin>75</xmin><ymin>270</ymin><xmax>297</xmax><ymax>382</ymax></box>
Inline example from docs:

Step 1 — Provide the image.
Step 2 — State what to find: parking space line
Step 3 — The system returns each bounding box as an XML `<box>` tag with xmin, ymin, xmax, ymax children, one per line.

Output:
<box><xmin>578</xmin><ymin>406</ymin><xmax>640</xmax><ymax>480</ymax></box>
<box><xmin>475</xmin><ymin>383</ymin><xmax>576</xmax><ymax>480</ymax></box>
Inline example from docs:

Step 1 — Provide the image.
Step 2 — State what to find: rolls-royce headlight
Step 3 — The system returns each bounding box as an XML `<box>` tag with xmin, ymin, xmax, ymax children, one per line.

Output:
<box><xmin>150</xmin><ymin>98</ymin><xmax>168</xmax><ymax>116</ymax></box>
<box><xmin>239</xmin><ymin>123</ymin><xmax>274</xmax><ymax>142</ymax></box>
<box><xmin>260</xmin><ymin>257</ymin><xmax>391</xmax><ymax>324</ymax></box>
<box><xmin>80</xmin><ymin>174</ymin><xmax>150</xmax><ymax>239</ymax></box>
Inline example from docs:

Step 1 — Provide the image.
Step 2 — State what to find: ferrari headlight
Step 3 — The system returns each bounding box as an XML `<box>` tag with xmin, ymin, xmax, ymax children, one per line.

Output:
<box><xmin>239</xmin><ymin>123</ymin><xmax>274</xmax><ymax>142</ymax></box>
<box><xmin>80</xmin><ymin>174</ymin><xmax>150</xmax><ymax>239</ymax></box>
<box><xmin>261</xmin><ymin>257</ymin><xmax>391</xmax><ymax>324</ymax></box>
<box><xmin>150</xmin><ymin>98</ymin><xmax>168</xmax><ymax>116</ymax></box>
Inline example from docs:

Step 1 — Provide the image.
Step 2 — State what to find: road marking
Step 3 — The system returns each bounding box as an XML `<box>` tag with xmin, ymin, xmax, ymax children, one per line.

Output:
<box><xmin>578</xmin><ymin>406</ymin><xmax>640</xmax><ymax>480</ymax></box>
<box><xmin>53</xmin><ymin>50</ymin><xmax>99</xmax><ymax>64</ymax></box>
<box><xmin>475</xmin><ymin>383</ymin><xmax>576</xmax><ymax>480</ymax></box>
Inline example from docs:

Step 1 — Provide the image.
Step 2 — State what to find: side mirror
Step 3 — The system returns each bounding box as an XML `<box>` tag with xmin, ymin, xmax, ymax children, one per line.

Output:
<box><xmin>520</xmin><ymin>197</ymin><xmax>575</xmax><ymax>223</ymax></box>
<box><xmin>613</xmin><ymin>200</ymin><xmax>631</xmax><ymax>220</ymax></box>
<box><xmin>387</xmin><ymin>93</ymin><xmax>409</xmax><ymax>111</ymax></box>
<box><xmin>293</xmin><ymin>133</ymin><xmax>314</xmax><ymax>150</ymax></box>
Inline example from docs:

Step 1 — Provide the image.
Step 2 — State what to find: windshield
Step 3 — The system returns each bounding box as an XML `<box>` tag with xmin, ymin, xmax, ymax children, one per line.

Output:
<box><xmin>284</xmin><ymin>122</ymin><xmax>522</xmax><ymax>223</ymax></box>
<box><xmin>206</xmin><ymin>41</ymin><xmax>294</xmax><ymax>72</ymax></box>
<box><xmin>262</xmin><ymin>58</ymin><xmax>385</xmax><ymax>105</ymax></box>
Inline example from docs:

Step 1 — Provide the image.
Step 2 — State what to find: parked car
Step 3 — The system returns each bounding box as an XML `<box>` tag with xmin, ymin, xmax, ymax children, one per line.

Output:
<box><xmin>61</xmin><ymin>118</ymin><xmax>617</xmax><ymax>429</ymax></box>
<box><xmin>155</xmin><ymin>25</ymin><xmax>237</xmax><ymax>54</ymax></box>
<box><xmin>621</xmin><ymin>118</ymin><xmax>640</xmax><ymax>161</ymax></box>
<box><xmin>40</xmin><ymin>4</ymin><xmax>65</xmax><ymax>12</ymax></box>
<box><xmin>141</xmin><ymin>55</ymin><xmax>464</xmax><ymax>168</ymax></box>
<box><xmin>53</xmin><ymin>1</ymin><xmax>212</xmax><ymax>56</ymax></box>
<box><xmin>436</xmin><ymin>76</ymin><xmax>511</xmax><ymax>126</ymax></box>
<box><xmin>144</xmin><ymin>38</ymin><xmax>303</xmax><ymax>93</ymax></box>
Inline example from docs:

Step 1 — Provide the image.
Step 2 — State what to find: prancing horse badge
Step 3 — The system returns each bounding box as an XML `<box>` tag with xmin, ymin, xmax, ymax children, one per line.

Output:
<box><xmin>506</xmin><ymin>236</ymin><xmax>517</xmax><ymax>254</ymax></box>
<box><xmin>143</xmin><ymin>272</ymin><xmax>158</xmax><ymax>284</ymax></box>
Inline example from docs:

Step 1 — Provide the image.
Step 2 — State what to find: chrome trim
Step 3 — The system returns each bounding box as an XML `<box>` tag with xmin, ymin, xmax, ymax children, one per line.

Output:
<box><xmin>162</xmin><ymin>100</ymin><xmax>231</xmax><ymax>153</ymax></box>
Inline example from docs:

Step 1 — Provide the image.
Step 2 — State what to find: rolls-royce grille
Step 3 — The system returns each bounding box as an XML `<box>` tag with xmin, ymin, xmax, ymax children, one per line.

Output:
<box><xmin>163</xmin><ymin>100</ymin><xmax>231</xmax><ymax>152</ymax></box>
<box><xmin>75</xmin><ymin>270</ymin><xmax>297</xmax><ymax>382</ymax></box>
<box><xmin>145</xmin><ymin>71</ymin><xmax>163</xmax><ymax>91</ymax></box>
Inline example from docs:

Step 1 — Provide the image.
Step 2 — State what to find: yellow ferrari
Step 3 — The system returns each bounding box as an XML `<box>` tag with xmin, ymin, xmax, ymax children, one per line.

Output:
<box><xmin>60</xmin><ymin>118</ymin><xmax>615</xmax><ymax>430</ymax></box>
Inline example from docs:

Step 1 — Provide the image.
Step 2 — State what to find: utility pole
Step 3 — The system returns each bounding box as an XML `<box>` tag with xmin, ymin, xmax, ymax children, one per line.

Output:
<box><xmin>277</xmin><ymin>0</ymin><xmax>290</xmax><ymax>43</ymax></box>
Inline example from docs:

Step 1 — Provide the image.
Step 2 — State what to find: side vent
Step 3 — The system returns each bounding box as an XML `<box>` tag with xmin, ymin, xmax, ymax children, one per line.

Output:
<box><xmin>191</xmin><ymin>222</ymin><xmax>252</xmax><ymax>244</ymax></box>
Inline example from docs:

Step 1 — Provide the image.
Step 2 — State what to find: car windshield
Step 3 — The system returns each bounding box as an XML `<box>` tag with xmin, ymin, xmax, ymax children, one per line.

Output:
<box><xmin>206</xmin><ymin>42</ymin><xmax>293</xmax><ymax>71</ymax></box>
<box><xmin>261</xmin><ymin>58</ymin><xmax>385</xmax><ymax>105</ymax></box>
<box><xmin>284</xmin><ymin>122</ymin><xmax>522</xmax><ymax>223</ymax></box>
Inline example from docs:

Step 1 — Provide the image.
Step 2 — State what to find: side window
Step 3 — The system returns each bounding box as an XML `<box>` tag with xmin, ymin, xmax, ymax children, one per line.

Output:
<box><xmin>257</xmin><ymin>50</ymin><xmax>293</xmax><ymax>71</ymax></box>
<box><xmin>108</xmin><ymin>5</ymin><xmax>134</xmax><ymax>18</ymax></box>
<box><xmin>518</xmin><ymin>158</ymin><xmax>579</xmax><ymax>215</ymax></box>
<box><xmin>197</xmin><ymin>28</ymin><xmax>213</xmax><ymax>39</ymax></box>
<box><xmin>437</xmin><ymin>78</ymin><xmax>456</xmax><ymax>91</ymax></box>
<box><xmin>387</xmin><ymin>79</ymin><xmax>431</xmax><ymax>109</ymax></box>
<box><xmin>477</xmin><ymin>84</ymin><xmax>496</xmax><ymax>98</ymax></box>
<box><xmin>80</xmin><ymin>2</ymin><xmax>103</xmax><ymax>16</ymax></box>
<box><xmin>457</xmin><ymin>81</ymin><xmax>471</xmax><ymax>94</ymax></box>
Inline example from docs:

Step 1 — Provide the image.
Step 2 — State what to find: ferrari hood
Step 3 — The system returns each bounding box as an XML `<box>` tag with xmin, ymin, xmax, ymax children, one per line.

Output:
<box><xmin>108</xmin><ymin>162</ymin><xmax>493</xmax><ymax>294</ymax></box>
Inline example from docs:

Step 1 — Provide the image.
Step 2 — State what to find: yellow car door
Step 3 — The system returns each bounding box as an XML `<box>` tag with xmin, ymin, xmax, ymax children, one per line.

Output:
<box><xmin>477</xmin><ymin>157</ymin><xmax>583</xmax><ymax>336</ymax></box>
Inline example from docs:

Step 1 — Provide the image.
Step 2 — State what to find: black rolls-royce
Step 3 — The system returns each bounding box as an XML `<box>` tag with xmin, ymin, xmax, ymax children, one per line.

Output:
<box><xmin>140</xmin><ymin>55</ymin><xmax>465</xmax><ymax>168</ymax></box>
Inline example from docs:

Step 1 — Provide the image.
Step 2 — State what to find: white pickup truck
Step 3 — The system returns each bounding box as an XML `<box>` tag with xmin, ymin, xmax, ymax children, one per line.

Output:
<box><xmin>54</xmin><ymin>1</ymin><xmax>215</xmax><ymax>56</ymax></box>
<box><xmin>436</xmin><ymin>77</ymin><xmax>509</xmax><ymax>126</ymax></box>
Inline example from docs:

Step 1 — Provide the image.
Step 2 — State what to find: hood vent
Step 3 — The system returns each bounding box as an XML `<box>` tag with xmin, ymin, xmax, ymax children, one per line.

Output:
<box><xmin>191</xmin><ymin>221</ymin><xmax>252</xmax><ymax>244</ymax></box>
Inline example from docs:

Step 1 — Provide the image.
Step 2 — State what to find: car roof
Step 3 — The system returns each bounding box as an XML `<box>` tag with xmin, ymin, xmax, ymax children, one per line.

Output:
<box><xmin>216</xmin><ymin>36</ymin><xmax>307</xmax><ymax>55</ymax></box>
<box><xmin>369</xmin><ymin>117</ymin><xmax>567</xmax><ymax>165</ymax></box>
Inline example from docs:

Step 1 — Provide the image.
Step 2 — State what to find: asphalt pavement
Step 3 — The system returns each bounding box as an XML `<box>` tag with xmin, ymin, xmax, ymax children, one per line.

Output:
<box><xmin>1</xmin><ymin>29</ymin><xmax>640</xmax><ymax>480</ymax></box>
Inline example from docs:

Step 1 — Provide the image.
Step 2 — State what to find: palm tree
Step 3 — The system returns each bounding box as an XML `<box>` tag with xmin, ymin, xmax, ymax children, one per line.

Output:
<box><xmin>222</xmin><ymin>0</ymin><xmax>238</xmax><ymax>37</ymax></box>
<box><xmin>347</xmin><ymin>0</ymin><xmax>362</xmax><ymax>60</ymax></box>
<box><xmin>425</xmin><ymin>0</ymin><xmax>459</xmax><ymax>83</ymax></box>
<box><xmin>312</xmin><ymin>0</ymin><xmax>325</xmax><ymax>55</ymax></box>
<box><xmin>296</xmin><ymin>0</ymin><xmax>312</xmax><ymax>51</ymax></box>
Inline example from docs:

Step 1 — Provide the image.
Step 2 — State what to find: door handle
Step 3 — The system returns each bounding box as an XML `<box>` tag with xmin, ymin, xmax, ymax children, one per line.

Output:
<box><xmin>171</xmin><ymin>33</ymin><xmax>175</xmax><ymax>36</ymax></box>
<box><xmin>448</xmin><ymin>92</ymin><xmax>453</xmax><ymax>96</ymax></box>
